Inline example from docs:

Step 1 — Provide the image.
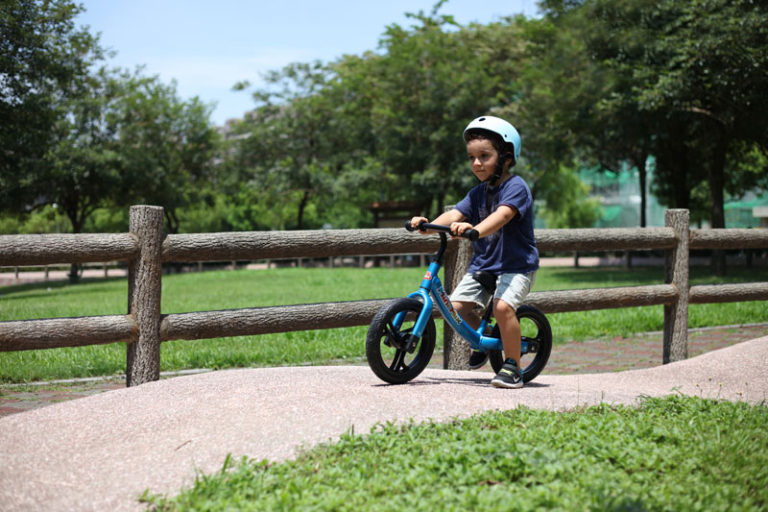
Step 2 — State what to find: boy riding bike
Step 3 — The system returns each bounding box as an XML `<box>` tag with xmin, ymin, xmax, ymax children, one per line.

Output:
<box><xmin>410</xmin><ymin>115</ymin><xmax>539</xmax><ymax>388</ymax></box>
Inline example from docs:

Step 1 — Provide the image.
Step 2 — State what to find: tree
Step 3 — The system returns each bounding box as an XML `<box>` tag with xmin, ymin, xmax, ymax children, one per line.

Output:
<box><xmin>234</xmin><ymin>61</ymin><xmax>340</xmax><ymax>229</ymax></box>
<box><xmin>113</xmin><ymin>73</ymin><xmax>218</xmax><ymax>233</ymax></box>
<box><xmin>538</xmin><ymin>163</ymin><xmax>602</xmax><ymax>229</ymax></box>
<box><xmin>585</xmin><ymin>0</ymin><xmax>767</xmax><ymax>209</ymax></box>
<box><xmin>40</xmin><ymin>67</ymin><xmax>126</xmax><ymax>234</ymax></box>
<box><xmin>648</xmin><ymin>0</ymin><xmax>767</xmax><ymax>233</ymax></box>
<box><xmin>223</xmin><ymin>3</ymin><xmax>532</xmax><ymax>227</ymax></box>
<box><xmin>365</xmin><ymin>5</ymin><xmax>523</xmax><ymax>215</ymax></box>
<box><xmin>583</xmin><ymin>0</ymin><xmax>768</xmax><ymax>273</ymax></box>
<box><xmin>1</xmin><ymin>0</ymin><xmax>105</xmax><ymax>211</ymax></box>
<box><xmin>509</xmin><ymin>7</ymin><xmax>605</xmax><ymax>204</ymax></box>
<box><xmin>726</xmin><ymin>141</ymin><xmax>768</xmax><ymax>197</ymax></box>
<box><xmin>527</xmin><ymin>0</ymin><xmax>767</xmax><ymax>242</ymax></box>
<box><xmin>2</xmin><ymin>1</ymin><xmax>218</xmax><ymax>239</ymax></box>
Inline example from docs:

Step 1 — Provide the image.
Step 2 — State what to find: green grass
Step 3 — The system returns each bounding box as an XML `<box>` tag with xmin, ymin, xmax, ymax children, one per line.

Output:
<box><xmin>0</xmin><ymin>268</ymin><xmax>425</xmax><ymax>382</ymax></box>
<box><xmin>141</xmin><ymin>395</ymin><xmax>768</xmax><ymax>511</ymax></box>
<box><xmin>535</xmin><ymin>266</ymin><xmax>768</xmax><ymax>342</ymax></box>
<box><xmin>1</xmin><ymin>265</ymin><xmax>766</xmax><ymax>383</ymax></box>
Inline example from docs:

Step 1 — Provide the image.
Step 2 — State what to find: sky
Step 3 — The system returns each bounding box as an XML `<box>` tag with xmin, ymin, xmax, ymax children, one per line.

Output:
<box><xmin>75</xmin><ymin>1</ymin><xmax>541</xmax><ymax>126</ymax></box>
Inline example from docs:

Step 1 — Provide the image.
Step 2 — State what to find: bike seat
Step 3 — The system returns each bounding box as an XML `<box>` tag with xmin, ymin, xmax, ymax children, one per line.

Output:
<box><xmin>472</xmin><ymin>271</ymin><xmax>497</xmax><ymax>294</ymax></box>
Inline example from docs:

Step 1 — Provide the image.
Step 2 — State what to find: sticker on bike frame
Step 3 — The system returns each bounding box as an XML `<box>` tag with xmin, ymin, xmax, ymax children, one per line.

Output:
<box><xmin>424</xmin><ymin>271</ymin><xmax>432</xmax><ymax>280</ymax></box>
<box><xmin>436</xmin><ymin>283</ymin><xmax>462</xmax><ymax>325</ymax></box>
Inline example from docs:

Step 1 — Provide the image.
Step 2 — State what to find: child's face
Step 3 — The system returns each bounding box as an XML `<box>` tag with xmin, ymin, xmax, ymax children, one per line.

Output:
<box><xmin>466</xmin><ymin>138</ymin><xmax>501</xmax><ymax>182</ymax></box>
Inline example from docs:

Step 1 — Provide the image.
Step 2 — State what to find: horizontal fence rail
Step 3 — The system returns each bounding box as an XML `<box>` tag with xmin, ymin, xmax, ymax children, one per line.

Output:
<box><xmin>527</xmin><ymin>285</ymin><xmax>678</xmax><ymax>313</ymax></box>
<box><xmin>159</xmin><ymin>300</ymin><xmax>395</xmax><ymax>341</ymax></box>
<box><xmin>1</xmin><ymin>206</ymin><xmax>767</xmax><ymax>385</ymax></box>
<box><xmin>535</xmin><ymin>227</ymin><xmax>676</xmax><ymax>252</ymax></box>
<box><xmin>0</xmin><ymin>315</ymin><xmax>137</xmax><ymax>351</ymax></box>
<box><xmin>163</xmin><ymin>230</ymin><xmax>440</xmax><ymax>262</ymax></box>
<box><xmin>689</xmin><ymin>229</ymin><xmax>768</xmax><ymax>249</ymax></box>
<box><xmin>689</xmin><ymin>282</ymin><xmax>768</xmax><ymax>304</ymax></box>
<box><xmin>0</xmin><ymin>233</ymin><xmax>139</xmax><ymax>266</ymax></box>
<box><xmin>0</xmin><ymin>227</ymin><xmax>687</xmax><ymax>266</ymax></box>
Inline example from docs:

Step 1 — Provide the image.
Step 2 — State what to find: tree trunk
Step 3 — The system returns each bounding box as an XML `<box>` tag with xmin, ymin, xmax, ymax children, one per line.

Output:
<box><xmin>297</xmin><ymin>190</ymin><xmax>310</xmax><ymax>230</ymax></box>
<box><xmin>708</xmin><ymin>134</ymin><xmax>728</xmax><ymax>276</ymax></box>
<box><xmin>672</xmin><ymin>149</ymin><xmax>690</xmax><ymax>210</ymax></box>
<box><xmin>165</xmin><ymin>208</ymin><xmax>181</xmax><ymax>234</ymax></box>
<box><xmin>436</xmin><ymin>182</ymin><xmax>446</xmax><ymax>218</ymax></box>
<box><xmin>637</xmin><ymin>151</ymin><xmax>648</xmax><ymax>228</ymax></box>
<box><xmin>67</xmin><ymin>263</ymin><xmax>81</xmax><ymax>283</ymax></box>
<box><xmin>66</xmin><ymin>206</ymin><xmax>86</xmax><ymax>283</ymax></box>
<box><xmin>436</xmin><ymin>192</ymin><xmax>445</xmax><ymax>219</ymax></box>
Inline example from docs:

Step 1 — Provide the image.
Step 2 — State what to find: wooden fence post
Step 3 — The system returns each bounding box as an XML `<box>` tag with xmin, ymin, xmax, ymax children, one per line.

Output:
<box><xmin>443</xmin><ymin>239</ymin><xmax>472</xmax><ymax>370</ymax></box>
<box><xmin>664</xmin><ymin>209</ymin><xmax>690</xmax><ymax>363</ymax></box>
<box><xmin>127</xmin><ymin>205</ymin><xmax>164</xmax><ymax>386</ymax></box>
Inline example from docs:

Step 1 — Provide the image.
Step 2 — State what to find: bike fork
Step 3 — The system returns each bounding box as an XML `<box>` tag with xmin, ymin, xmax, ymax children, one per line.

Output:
<box><xmin>395</xmin><ymin>288</ymin><xmax>432</xmax><ymax>352</ymax></box>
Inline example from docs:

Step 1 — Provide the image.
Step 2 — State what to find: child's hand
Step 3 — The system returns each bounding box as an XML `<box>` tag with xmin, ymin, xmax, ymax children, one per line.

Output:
<box><xmin>450</xmin><ymin>222</ymin><xmax>475</xmax><ymax>238</ymax></box>
<box><xmin>410</xmin><ymin>216</ymin><xmax>429</xmax><ymax>233</ymax></box>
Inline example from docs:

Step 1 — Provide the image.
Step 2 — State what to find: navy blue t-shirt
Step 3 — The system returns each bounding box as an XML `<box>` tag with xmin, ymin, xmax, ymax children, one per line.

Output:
<box><xmin>454</xmin><ymin>175</ymin><xmax>539</xmax><ymax>274</ymax></box>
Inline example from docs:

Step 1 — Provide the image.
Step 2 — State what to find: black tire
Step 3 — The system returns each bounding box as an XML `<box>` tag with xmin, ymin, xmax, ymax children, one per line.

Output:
<box><xmin>366</xmin><ymin>298</ymin><xmax>436</xmax><ymax>384</ymax></box>
<box><xmin>489</xmin><ymin>304</ymin><xmax>552</xmax><ymax>383</ymax></box>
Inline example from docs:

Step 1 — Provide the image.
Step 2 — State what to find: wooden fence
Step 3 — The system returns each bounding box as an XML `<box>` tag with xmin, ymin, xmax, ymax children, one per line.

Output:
<box><xmin>1</xmin><ymin>206</ymin><xmax>767</xmax><ymax>386</ymax></box>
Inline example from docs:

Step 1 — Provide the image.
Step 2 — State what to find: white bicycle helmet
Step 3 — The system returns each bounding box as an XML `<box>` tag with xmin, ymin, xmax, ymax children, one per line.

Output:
<box><xmin>463</xmin><ymin>115</ymin><xmax>521</xmax><ymax>165</ymax></box>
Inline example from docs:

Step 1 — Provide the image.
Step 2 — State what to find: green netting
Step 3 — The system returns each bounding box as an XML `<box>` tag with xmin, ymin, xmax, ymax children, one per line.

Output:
<box><xmin>576</xmin><ymin>159</ymin><xmax>665</xmax><ymax>228</ymax></box>
<box><xmin>557</xmin><ymin>160</ymin><xmax>766</xmax><ymax>229</ymax></box>
<box><xmin>724</xmin><ymin>197</ymin><xmax>768</xmax><ymax>210</ymax></box>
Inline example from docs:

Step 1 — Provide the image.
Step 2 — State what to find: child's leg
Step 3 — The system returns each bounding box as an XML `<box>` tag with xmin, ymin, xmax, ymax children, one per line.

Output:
<box><xmin>493</xmin><ymin>271</ymin><xmax>536</xmax><ymax>367</ymax></box>
<box><xmin>450</xmin><ymin>274</ymin><xmax>490</xmax><ymax>368</ymax></box>
<box><xmin>453</xmin><ymin>300</ymin><xmax>481</xmax><ymax>330</ymax></box>
<box><xmin>493</xmin><ymin>299</ymin><xmax>521</xmax><ymax>367</ymax></box>
<box><xmin>450</xmin><ymin>273</ymin><xmax>489</xmax><ymax>331</ymax></box>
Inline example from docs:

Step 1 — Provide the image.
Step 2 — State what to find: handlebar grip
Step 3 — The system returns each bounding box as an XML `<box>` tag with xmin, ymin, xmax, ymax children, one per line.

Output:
<box><xmin>404</xmin><ymin>221</ymin><xmax>429</xmax><ymax>232</ymax></box>
<box><xmin>404</xmin><ymin>221</ymin><xmax>479</xmax><ymax>241</ymax></box>
<box><xmin>463</xmin><ymin>229</ymin><xmax>479</xmax><ymax>242</ymax></box>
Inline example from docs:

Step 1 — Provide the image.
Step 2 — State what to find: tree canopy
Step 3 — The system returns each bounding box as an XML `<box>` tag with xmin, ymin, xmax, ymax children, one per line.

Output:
<box><xmin>1</xmin><ymin>0</ymin><xmax>218</xmax><ymax>237</ymax></box>
<box><xmin>2</xmin><ymin>0</ymin><xmax>766</xmax><ymax>242</ymax></box>
<box><xmin>1</xmin><ymin>0</ymin><xmax>104</xmax><ymax>210</ymax></box>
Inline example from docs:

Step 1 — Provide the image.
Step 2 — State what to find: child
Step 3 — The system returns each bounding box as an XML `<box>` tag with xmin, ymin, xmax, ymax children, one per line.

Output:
<box><xmin>410</xmin><ymin>115</ymin><xmax>539</xmax><ymax>388</ymax></box>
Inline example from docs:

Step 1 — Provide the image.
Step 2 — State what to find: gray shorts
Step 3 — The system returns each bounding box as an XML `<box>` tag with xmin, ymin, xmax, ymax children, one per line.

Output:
<box><xmin>450</xmin><ymin>271</ymin><xmax>536</xmax><ymax>311</ymax></box>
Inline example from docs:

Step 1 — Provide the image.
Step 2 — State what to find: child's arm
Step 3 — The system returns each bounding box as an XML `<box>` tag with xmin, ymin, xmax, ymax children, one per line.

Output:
<box><xmin>452</xmin><ymin>205</ymin><xmax>517</xmax><ymax>238</ymax></box>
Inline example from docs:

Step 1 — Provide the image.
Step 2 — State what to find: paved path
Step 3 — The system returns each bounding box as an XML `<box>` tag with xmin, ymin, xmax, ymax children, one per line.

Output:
<box><xmin>2</xmin><ymin>323</ymin><xmax>766</xmax><ymax>417</ymax></box>
<box><xmin>0</xmin><ymin>330</ymin><xmax>767</xmax><ymax>512</ymax></box>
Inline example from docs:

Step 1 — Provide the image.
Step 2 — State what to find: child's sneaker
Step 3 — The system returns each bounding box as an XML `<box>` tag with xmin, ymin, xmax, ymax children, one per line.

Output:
<box><xmin>469</xmin><ymin>350</ymin><xmax>489</xmax><ymax>369</ymax></box>
<box><xmin>491</xmin><ymin>358</ymin><xmax>523</xmax><ymax>389</ymax></box>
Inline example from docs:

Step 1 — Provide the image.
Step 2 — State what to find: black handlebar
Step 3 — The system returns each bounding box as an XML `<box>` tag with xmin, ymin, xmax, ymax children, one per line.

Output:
<box><xmin>404</xmin><ymin>221</ymin><xmax>479</xmax><ymax>242</ymax></box>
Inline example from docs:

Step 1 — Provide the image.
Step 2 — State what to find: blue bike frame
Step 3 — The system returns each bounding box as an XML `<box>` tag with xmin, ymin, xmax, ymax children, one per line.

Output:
<box><xmin>397</xmin><ymin>260</ymin><xmax>514</xmax><ymax>353</ymax></box>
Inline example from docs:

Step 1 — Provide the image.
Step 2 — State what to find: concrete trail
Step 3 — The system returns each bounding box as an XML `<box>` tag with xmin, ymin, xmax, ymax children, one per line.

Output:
<box><xmin>1</xmin><ymin>336</ymin><xmax>767</xmax><ymax>512</ymax></box>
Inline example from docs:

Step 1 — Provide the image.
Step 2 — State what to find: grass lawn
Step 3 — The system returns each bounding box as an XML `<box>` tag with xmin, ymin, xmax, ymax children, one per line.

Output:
<box><xmin>141</xmin><ymin>395</ymin><xmax>768</xmax><ymax>511</ymax></box>
<box><xmin>1</xmin><ymin>265</ymin><xmax>766</xmax><ymax>383</ymax></box>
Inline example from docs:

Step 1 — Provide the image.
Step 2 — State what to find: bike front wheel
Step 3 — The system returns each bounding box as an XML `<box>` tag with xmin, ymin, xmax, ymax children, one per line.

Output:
<box><xmin>489</xmin><ymin>304</ymin><xmax>552</xmax><ymax>383</ymax></box>
<box><xmin>366</xmin><ymin>298</ymin><xmax>436</xmax><ymax>384</ymax></box>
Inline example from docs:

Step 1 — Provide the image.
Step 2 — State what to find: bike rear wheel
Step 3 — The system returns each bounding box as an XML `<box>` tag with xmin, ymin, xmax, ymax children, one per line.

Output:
<box><xmin>366</xmin><ymin>298</ymin><xmax>436</xmax><ymax>384</ymax></box>
<box><xmin>489</xmin><ymin>304</ymin><xmax>552</xmax><ymax>383</ymax></box>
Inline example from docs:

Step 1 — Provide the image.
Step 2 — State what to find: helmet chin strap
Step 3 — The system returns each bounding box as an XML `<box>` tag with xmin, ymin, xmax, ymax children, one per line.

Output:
<box><xmin>484</xmin><ymin>154</ymin><xmax>512</xmax><ymax>214</ymax></box>
<box><xmin>485</xmin><ymin>154</ymin><xmax>509</xmax><ymax>187</ymax></box>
